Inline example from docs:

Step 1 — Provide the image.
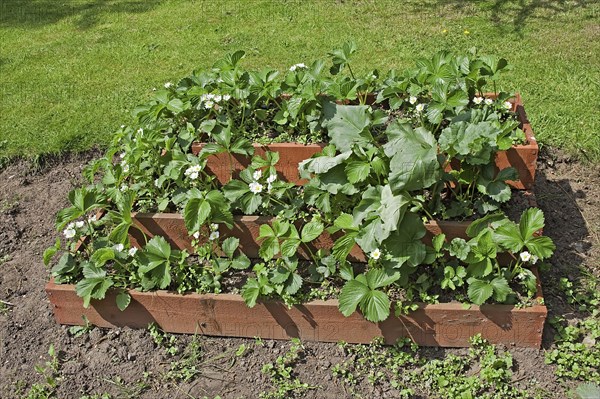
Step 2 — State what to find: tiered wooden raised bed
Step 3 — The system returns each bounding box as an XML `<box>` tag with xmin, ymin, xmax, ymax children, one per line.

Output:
<box><xmin>193</xmin><ymin>93</ymin><xmax>538</xmax><ymax>189</ymax></box>
<box><xmin>46</xmin><ymin>93</ymin><xmax>546</xmax><ymax>347</ymax></box>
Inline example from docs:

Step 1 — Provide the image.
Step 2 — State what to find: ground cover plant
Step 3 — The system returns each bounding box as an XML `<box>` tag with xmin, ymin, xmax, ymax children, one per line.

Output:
<box><xmin>44</xmin><ymin>45</ymin><xmax>555</xmax><ymax>324</ymax></box>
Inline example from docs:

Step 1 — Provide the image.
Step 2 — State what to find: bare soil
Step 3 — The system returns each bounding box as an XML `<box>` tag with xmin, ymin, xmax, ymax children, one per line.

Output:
<box><xmin>0</xmin><ymin>147</ymin><xmax>598</xmax><ymax>399</ymax></box>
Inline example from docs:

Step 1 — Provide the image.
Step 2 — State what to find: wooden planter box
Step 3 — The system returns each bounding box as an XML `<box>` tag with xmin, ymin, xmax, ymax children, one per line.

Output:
<box><xmin>129</xmin><ymin>191</ymin><xmax>537</xmax><ymax>262</ymax></box>
<box><xmin>191</xmin><ymin>93</ymin><xmax>537</xmax><ymax>189</ymax></box>
<box><xmin>45</xmin><ymin>265</ymin><xmax>547</xmax><ymax>348</ymax></box>
<box><xmin>131</xmin><ymin>213</ymin><xmax>479</xmax><ymax>263</ymax></box>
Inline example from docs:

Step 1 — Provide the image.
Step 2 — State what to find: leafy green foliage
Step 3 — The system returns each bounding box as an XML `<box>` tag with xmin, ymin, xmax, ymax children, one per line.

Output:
<box><xmin>47</xmin><ymin>45</ymin><xmax>554</xmax><ymax>321</ymax></box>
<box><xmin>339</xmin><ymin>269</ymin><xmax>399</xmax><ymax>322</ymax></box>
<box><xmin>494</xmin><ymin>208</ymin><xmax>555</xmax><ymax>259</ymax></box>
<box><xmin>322</xmin><ymin>102</ymin><xmax>372</xmax><ymax>152</ymax></box>
<box><xmin>55</xmin><ymin>188</ymin><xmax>107</xmax><ymax>231</ymax></box>
<box><xmin>22</xmin><ymin>345</ymin><xmax>61</xmax><ymax>399</ymax></box>
<box><xmin>184</xmin><ymin>189</ymin><xmax>233</xmax><ymax>232</ymax></box>
<box><xmin>260</xmin><ymin>338</ymin><xmax>314</xmax><ymax>399</ymax></box>
<box><xmin>385</xmin><ymin>122</ymin><xmax>440</xmax><ymax>192</ymax></box>
<box><xmin>75</xmin><ymin>263</ymin><xmax>114</xmax><ymax>308</ymax></box>
<box><xmin>546</xmin><ymin>278</ymin><xmax>600</xmax><ymax>383</ymax></box>
<box><xmin>332</xmin><ymin>335</ymin><xmax>542</xmax><ymax>398</ymax></box>
<box><xmin>138</xmin><ymin>236</ymin><xmax>182</xmax><ymax>290</ymax></box>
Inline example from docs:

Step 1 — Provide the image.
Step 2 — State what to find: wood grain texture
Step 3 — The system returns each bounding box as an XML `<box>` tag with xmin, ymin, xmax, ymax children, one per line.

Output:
<box><xmin>46</xmin><ymin>266</ymin><xmax>546</xmax><ymax>348</ymax></box>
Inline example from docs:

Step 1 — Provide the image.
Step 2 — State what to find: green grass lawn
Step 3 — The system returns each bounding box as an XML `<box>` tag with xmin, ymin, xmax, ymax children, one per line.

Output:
<box><xmin>1</xmin><ymin>0</ymin><xmax>599</xmax><ymax>161</ymax></box>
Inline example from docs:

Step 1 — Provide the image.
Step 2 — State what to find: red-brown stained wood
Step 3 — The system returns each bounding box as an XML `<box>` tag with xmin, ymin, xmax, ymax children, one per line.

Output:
<box><xmin>129</xmin><ymin>190</ymin><xmax>539</xmax><ymax>263</ymax></box>
<box><xmin>191</xmin><ymin>142</ymin><xmax>324</xmax><ymax>185</ymax></box>
<box><xmin>45</xmin><ymin>266</ymin><xmax>547</xmax><ymax>348</ymax></box>
<box><xmin>495</xmin><ymin>93</ymin><xmax>538</xmax><ymax>190</ymax></box>
<box><xmin>190</xmin><ymin>93</ymin><xmax>537</xmax><ymax>189</ymax></box>
<box><xmin>130</xmin><ymin>214</ymin><xmax>473</xmax><ymax>263</ymax></box>
<box><xmin>130</xmin><ymin>213</ymin><xmax>366</xmax><ymax>262</ymax></box>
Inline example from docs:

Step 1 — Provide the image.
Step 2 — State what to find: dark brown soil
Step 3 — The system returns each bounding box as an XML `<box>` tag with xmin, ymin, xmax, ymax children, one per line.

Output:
<box><xmin>0</xmin><ymin>147</ymin><xmax>598</xmax><ymax>398</ymax></box>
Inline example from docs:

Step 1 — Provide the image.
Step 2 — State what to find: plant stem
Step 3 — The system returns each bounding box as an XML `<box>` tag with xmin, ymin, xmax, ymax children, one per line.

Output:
<box><xmin>347</xmin><ymin>64</ymin><xmax>356</xmax><ymax>80</ymax></box>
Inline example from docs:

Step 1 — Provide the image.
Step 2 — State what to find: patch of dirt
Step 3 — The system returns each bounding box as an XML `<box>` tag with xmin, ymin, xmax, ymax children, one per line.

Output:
<box><xmin>0</xmin><ymin>146</ymin><xmax>598</xmax><ymax>398</ymax></box>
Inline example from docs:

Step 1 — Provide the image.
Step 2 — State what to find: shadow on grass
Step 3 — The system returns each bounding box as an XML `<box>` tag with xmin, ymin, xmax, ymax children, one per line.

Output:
<box><xmin>0</xmin><ymin>0</ymin><xmax>162</xmax><ymax>30</ymax></box>
<box><xmin>410</xmin><ymin>0</ymin><xmax>596</xmax><ymax>35</ymax></box>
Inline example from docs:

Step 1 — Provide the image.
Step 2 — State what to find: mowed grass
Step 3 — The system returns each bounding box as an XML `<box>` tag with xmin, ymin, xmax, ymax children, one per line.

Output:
<box><xmin>0</xmin><ymin>0</ymin><xmax>598</xmax><ymax>161</ymax></box>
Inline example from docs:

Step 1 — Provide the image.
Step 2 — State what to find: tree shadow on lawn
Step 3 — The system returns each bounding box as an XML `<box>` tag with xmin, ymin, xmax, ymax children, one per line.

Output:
<box><xmin>409</xmin><ymin>0</ymin><xmax>596</xmax><ymax>36</ymax></box>
<box><xmin>0</xmin><ymin>0</ymin><xmax>162</xmax><ymax>30</ymax></box>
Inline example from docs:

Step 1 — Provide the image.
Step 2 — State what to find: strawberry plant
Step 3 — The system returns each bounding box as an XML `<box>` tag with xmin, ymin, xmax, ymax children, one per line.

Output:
<box><xmin>45</xmin><ymin>44</ymin><xmax>551</xmax><ymax>327</ymax></box>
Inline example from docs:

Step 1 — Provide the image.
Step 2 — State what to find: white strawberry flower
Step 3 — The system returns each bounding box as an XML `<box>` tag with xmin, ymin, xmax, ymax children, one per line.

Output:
<box><xmin>516</xmin><ymin>272</ymin><xmax>527</xmax><ymax>280</ymax></box>
<box><xmin>88</xmin><ymin>215</ymin><xmax>97</xmax><ymax>223</ymax></box>
<box><xmin>223</xmin><ymin>94</ymin><xmax>231</xmax><ymax>101</ymax></box>
<box><xmin>154</xmin><ymin>179</ymin><xmax>160</xmax><ymax>188</ymax></box>
<box><xmin>370</xmin><ymin>248</ymin><xmax>382</xmax><ymax>260</ymax></box>
<box><xmin>484</xmin><ymin>98</ymin><xmax>493</xmax><ymax>106</ymax></box>
<box><xmin>164</xmin><ymin>82</ymin><xmax>173</xmax><ymax>89</ymax></box>
<box><xmin>531</xmin><ymin>255</ymin><xmax>539</xmax><ymax>264</ymax></box>
<box><xmin>520</xmin><ymin>251</ymin><xmax>532</xmax><ymax>262</ymax></box>
<box><xmin>415</xmin><ymin>103</ymin><xmax>425</xmax><ymax>113</ymax></box>
<box><xmin>210</xmin><ymin>223</ymin><xmax>219</xmax><ymax>232</ymax></box>
<box><xmin>193</xmin><ymin>231</ymin><xmax>200</xmax><ymax>239</ymax></box>
<box><xmin>121</xmin><ymin>161</ymin><xmax>129</xmax><ymax>173</ymax></box>
<box><xmin>128</xmin><ymin>247</ymin><xmax>138</xmax><ymax>257</ymax></box>
<box><xmin>289</xmin><ymin>63</ymin><xmax>307</xmax><ymax>71</ymax></box>
<box><xmin>503</xmin><ymin>101</ymin><xmax>512</xmax><ymax>110</ymax></box>
<box><xmin>63</xmin><ymin>227</ymin><xmax>76</xmax><ymax>239</ymax></box>
<box><xmin>209</xmin><ymin>231</ymin><xmax>220</xmax><ymax>241</ymax></box>
<box><xmin>119</xmin><ymin>152</ymin><xmax>126</xmax><ymax>159</ymax></box>
<box><xmin>185</xmin><ymin>165</ymin><xmax>202</xmax><ymax>180</ymax></box>
<box><xmin>137</xmin><ymin>128</ymin><xmax>144</xmax><ymax>135</ymax></box>
<box><xmin>204</xmin><ymin>100</ymin><xmax>214</xmax><ymax>109</ymax></box>
<box><xmin>120</xmin><ymin>184</ymin><xmax>128</xmax><ymax>192</ymax></box>
<box><xmin>266</xmin><ymin>174</ymin><xmax>277</xmax><ymax>184</ymax></box>
<box><xmin>249</xmin><ymin>181</ymin><xmax>263</xmax><ymax>194</ymax></box>
<box><xmin>253</xmin><ymin>169</ymin><xmax>263</xmax><ymax>180</ymax></box>
<box><xmin>113</xmin><ymin>243</ymin><xmax>125</xmax><ymax>252</ymax></box>
<box><xmin>267</xmin><ymin>183</ymin><xmax>273</xmax><ymax>193</ymax></box>
<box><xmin>473</xmin><ymin>96</ymin><xmax>483</xmax><ymax>105</ymax></box>
<box><xmin>75</xmin><ymin>221</ymin><xmax>85</xmax><ymax>229</ymax></box>
<box><xmin>214</xmin><ymin>94</ymin><xmax>222</xmax><ymax>102</ymax></box>
<box><xmin>409</xmin><ymin>96</ymin><xmax>418</xmax><ymax>105</ymax></box>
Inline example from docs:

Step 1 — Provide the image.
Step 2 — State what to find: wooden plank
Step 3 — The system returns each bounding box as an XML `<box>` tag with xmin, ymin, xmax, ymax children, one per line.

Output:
<box><xmin>46</xmin><ymin>266</ymin><xmax>546</xmax><ymax>348</ymax></box>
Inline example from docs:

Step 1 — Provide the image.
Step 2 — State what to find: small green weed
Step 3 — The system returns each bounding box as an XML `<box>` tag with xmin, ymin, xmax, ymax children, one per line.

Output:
<box><xmin>545</xmin><ymin>277</ymin><xmax>600</xmax><ymax>383</ymax></box>
<box><xmin>148</xmin><ymin>322</ymin><xmax>179</xmax><ymax>356</ymax></box>
<box><xmin>411</xmin><ymin>335</ymin><xmax>543</xmax><ymax>399</ymax></box>
<box><xmin>20</xmin><ymin>344</ymin><xmax>61</xmax><ymax>399</ymax></box>
<box><xmin>0</xmin><ymin>299</ymin><xmax>13</xmax><ymax>316</ymax></box>
<box><xmin>332</xmin><ymin>337</ymin><xmax>420</xmax><ymax>398</ymax></box>
<box><xmin>68</xmin><ymin>315</ymin><xmax>94</xmax><ymax>338</ymax></box>
<box><xmin>332</xmin><ymin>335</ymin><xmax>545</xmax><ymax>398</ymax></box>
<box><xmin>259</xmin><ymin>338</ymin><xmax>316</xmax><ymax>399</ymax></box>
<box><xmin>79</xmin><ymin>394</ymin><xmax>111</xmax><ymax>399</ymax></box>
<box><xmin>103</xmin><ymin>375</ymin><xmax>149</xmax><ymax>399</ymax></box>
<box><xmin>165</xmin><ymin>334</ymin><xmax>203</xmax><ymax>382</ymax></box>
